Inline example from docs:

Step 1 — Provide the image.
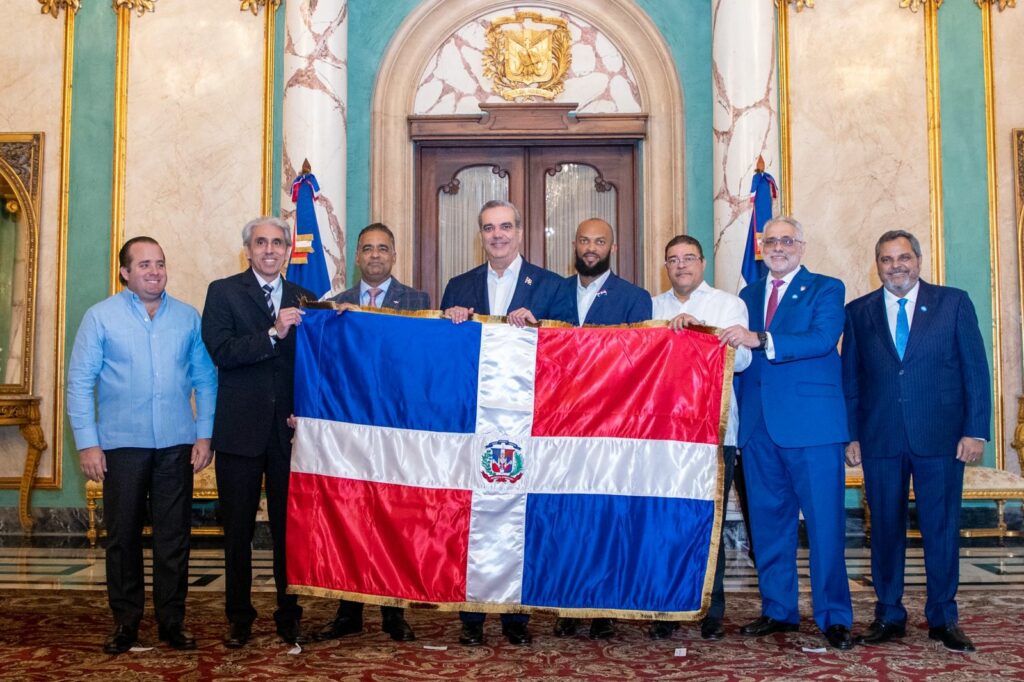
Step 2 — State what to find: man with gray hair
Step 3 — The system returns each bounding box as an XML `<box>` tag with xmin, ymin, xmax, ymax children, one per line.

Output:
<box><xmin>202</xmin><ymin>216</ymin><xmax>315</xmax><ymax>648</ymax></box>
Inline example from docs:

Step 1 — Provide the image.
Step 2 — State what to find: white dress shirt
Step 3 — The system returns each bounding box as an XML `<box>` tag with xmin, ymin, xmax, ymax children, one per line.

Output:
<box><xmin>576</xmin><ymin>270</ymin><xmax>612</xmax><ymax>326</ymax></box>
<box><xmin>761</xmin><ymin>266</ymin><xmax>801</xmax><ymax>360</ymax></box>
<box><xmin>883</xmin><ymin>281</ymin><xmax>919</xmax><ymax>339</ymax></box>
<box><xmin>652</xmin><ymin>281</ymin><xmax>752</xmax><ymax>446</ymax></box>
<box><xmin>488</xmin><ymin>254</ymin><xmax>522</xmax><ymax>316</ymax></box>
<box><xmin>253</xmin><ymin>270</ymin><xmax>282</xmax><ymax>315</ymax></box>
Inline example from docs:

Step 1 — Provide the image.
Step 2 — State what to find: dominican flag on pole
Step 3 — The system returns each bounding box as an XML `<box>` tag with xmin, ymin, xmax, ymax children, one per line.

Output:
<box><xmin>740</xmin><ymin>169</ymin><xmax>778</xmax><ymax>285</ymax></box>
<box><xmin>285</xmin><ymin>171</ymin><xmax>331</xmax><ymax>298</ymax></box>
<box><xmin>286</xmin><ymin>309</ymin><xmax>731</xmax><ymax>617</ymax></box>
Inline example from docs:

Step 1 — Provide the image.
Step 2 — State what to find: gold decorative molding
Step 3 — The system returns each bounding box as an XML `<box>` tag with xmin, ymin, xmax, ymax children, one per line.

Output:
<box><xmin>902</xmin><ymin>0</ymin><xmax>943</xmax><ymax>11</ymax></box>
<box><xmin>924</xmin><ymin>1</ymin><xmax>944</xmax><ymax>284</ymax></box>
<box><xmin>112</xmin><ymin>0</ymin><xmax>155</xmax><ymax>16</ymax></box>
<box><xmin>981</xmin><ymin>3</ymin><xmax>1004</xmax><ymax>468</ymax></box>
<box><xmin>110</xmin><ymin>4</ymin><xmax>131</xmax><ymax>293</ymax></box>
<box><xmin>482</xmin><ymin>10</ymin><xmax>572</xmax><ymax>101</ymax></box>
<box><xmin>977</xmin><ymin>0</ymin><xmax>1016</xmax><ymax>10</ymax></box>
<box><xmin>778</xmin><ymin>0</ymin><xmax>814</xmax><ymax>11</ymax></box>
<box><xmin>777</xmin><ymin>0</ymin><xmax>793</xmax><ymax>216</ymax></box>
<box><xmin>241</xmin><ymin>0</ymin><xmax>280</xmax><ymax>16</ymax></box>
<box><xmin>39</xmin><ymin>0</ymin><xmax>81</xmax><ymax>17</ymax></box>
<box><xmin>261</xmin><ymin>1</ymin><xmax>278</xmax><ymax>213</ymax></box>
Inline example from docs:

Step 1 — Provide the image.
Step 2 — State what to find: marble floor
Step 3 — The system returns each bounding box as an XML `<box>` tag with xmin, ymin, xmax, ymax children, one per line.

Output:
<box><xmin>1</xmin><ymin>546</ymin><xmax>1022</xmax><ymax>593</ymax></box>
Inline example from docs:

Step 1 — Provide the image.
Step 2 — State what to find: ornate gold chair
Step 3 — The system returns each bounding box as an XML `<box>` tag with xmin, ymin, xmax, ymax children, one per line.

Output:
<box><xmin>85</xmin><ymin>462</ymin><xmax>223</xmax><ymax>548</ymax></box>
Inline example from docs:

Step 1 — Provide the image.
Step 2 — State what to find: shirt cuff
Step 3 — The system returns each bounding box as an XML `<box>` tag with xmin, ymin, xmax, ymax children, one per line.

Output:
<box><xmin>71</xmin><ymin>427</ymin><xmax>100</xmax><ymax>451</ymax></box>
<box><xmin>763</xmin><ymin>332</ymin><xmax>776</xmax><ymax>360</ymax></box>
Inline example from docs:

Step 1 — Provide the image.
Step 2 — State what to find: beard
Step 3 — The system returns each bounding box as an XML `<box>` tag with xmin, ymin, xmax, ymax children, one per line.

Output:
<box><xmin>575</xmin><ymin>252</ymin><xmax>612</xmax><ymax>278</ymax></box>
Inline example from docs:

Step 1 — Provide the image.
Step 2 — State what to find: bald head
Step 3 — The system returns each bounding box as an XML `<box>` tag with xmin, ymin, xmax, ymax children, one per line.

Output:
<box><xmin>576</xmin><ymin>218</ymin><xmax>614</xmax><ymax>244</ymax></box>
<box><xmin>573</xmin><ymin>217</ymin><xmax>617</xmax><ymax>282</ymax></box>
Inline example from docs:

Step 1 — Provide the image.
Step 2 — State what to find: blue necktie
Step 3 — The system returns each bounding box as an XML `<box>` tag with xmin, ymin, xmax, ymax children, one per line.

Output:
<box><xmin>895</xmin><ymin>298</ymin><xmax>909</xmax><ymax>360</ymax></box>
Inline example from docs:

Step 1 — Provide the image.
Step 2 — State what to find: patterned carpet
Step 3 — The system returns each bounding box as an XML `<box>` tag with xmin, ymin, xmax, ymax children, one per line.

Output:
<box><xmin>2</xmin><ymin>590</ymin><xmax>1024</xmax><ymax>680</ymax></box>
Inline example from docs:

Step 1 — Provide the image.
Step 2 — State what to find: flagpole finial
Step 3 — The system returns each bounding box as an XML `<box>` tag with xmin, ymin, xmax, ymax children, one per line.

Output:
<box><xmin>756</xmin><ymin>155</ymin><xmax>766</xmax><ymax>173</ymax></box>
<box><xmin>301</xmin><ymin>158</ymin><xmax>312</xmax><ymax>174</ymax></box>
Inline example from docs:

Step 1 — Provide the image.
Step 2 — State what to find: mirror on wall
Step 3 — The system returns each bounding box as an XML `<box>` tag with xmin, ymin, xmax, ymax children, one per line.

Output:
<box><xmin>0</xmin><ymin>133</ymin><xmax>41</xmax><ymax>395</ymax></box>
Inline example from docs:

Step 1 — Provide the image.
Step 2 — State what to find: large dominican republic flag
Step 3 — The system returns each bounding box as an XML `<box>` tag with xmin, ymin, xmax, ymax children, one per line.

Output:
<box><xmin>286</xmin><ymin>309</ymin><xmax>732</xmax><ymax>618</ymax></box>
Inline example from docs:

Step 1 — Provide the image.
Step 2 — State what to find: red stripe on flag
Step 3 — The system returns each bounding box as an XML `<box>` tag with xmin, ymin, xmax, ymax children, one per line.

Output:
<box><xmin>287</xmin><ymin>472</ymin><xmax>471</xmax><ymax>602</ymax></box>
<box><xmin>533</xmin><ymin>327</ymin><xmax>726</xmax><ymax>443</ymax></box>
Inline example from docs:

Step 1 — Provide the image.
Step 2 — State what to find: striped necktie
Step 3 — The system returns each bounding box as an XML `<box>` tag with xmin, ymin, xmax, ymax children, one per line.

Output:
<box><xmin>263</xmin><ymin>283</ymin><xmax>276</xmax><ymax>321</ymax></box>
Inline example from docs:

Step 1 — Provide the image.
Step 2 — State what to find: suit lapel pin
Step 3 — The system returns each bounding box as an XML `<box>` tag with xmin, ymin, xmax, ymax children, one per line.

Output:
<box><xmin>596</xmin><ymin>290</ymin><xmax>608</xmax><ymax>298</ymax></box>
<box><xmin>524</xmin><ymin>276</ymin><xmax>533</xmax><ymax>286</ymax></box>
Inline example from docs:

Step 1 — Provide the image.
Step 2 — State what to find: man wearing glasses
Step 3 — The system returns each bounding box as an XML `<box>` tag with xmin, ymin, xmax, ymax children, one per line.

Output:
<box><xmin>717</xmin><ymin>216</ymin><xmax>854</xmax><ymax>650</ymax></box>
<box><xmin>440</xmin><ymin>199</ymin><xmax>565</xmax><ymax>646</ymax></box>
<box><xmin>647</xmin><ymin>235</ymin><xmax>751</xmax><ymax>642</ymax></box>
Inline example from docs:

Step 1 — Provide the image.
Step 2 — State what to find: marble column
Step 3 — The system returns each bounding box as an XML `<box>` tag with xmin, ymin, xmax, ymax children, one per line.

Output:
<box><xmin>282</xmin><ymin>0</ymin><xmax>348</xmax><ymax>293</ymax></box>
<box><xmin>711</xmin><ymin>0</ymin><xmax>780</xmax><ymax>294</ymax></box>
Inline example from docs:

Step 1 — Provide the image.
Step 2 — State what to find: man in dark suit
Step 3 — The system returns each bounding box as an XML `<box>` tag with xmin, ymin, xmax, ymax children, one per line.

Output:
<box><xmin>202</xmin><ymin>216</ymin><xmax>315</xmax><ymax>648</ymax></box>
<box><xmin>441</xmin><ymin>199</ymin><xmax>564</xmax><ymax>646</ymax></box>
<box><xmin>558</xmin><ymin>218</ymin><xmax>651</xmax><ymax>327</ymax></box>
<box><xmin>315</xmin><ymin>222</ymin><xmax>428</xmax><ymax>643</ymax></box>
<box><xmin>441</xmin><ymin>199</ymin><xmax>567</xmax><ymax>329</ymax></box>
<box><xmin>842</xmin><ymin>230</ymin><xmax>989</xmax><ymax>653</ymax></box>
<box><xmin>718</xmin><ymin>216</ymin><xmax>854</xmax><ymax>650</ymax></box>
<box><xmin>552</xmin><ymin>217</ymin><xmax>650</xmax><ymax>641</ymax></box>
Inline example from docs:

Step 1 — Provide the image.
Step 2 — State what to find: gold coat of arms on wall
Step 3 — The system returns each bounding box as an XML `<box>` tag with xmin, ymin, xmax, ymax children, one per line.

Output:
<box><xmin>483</xmin><ymin>10</ymin><xmax>572</xmax><ymax>101</ymax></box>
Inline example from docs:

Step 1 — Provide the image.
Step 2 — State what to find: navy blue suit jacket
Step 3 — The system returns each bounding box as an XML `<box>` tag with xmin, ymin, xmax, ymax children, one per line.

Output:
<box><xmin>842</xmin><ymin>280</ymin><xmax>990</xmax><ymax>458</ymax></box>
<box><xmin>560</xmin><ymin>272</ymin><xmax>652</xmax><ymax>325</ymax></box>
<box><xmin>439</xmin><ymin>259</ymin><xmax>567</xmax><ymax>321</ymax></box>
<box><xmin>329</xmin><ymin>277</ymin><xmax>430</xmax><ymax>311</ymax></box>
<box><xmin>736</xmin><ymin>266</ymin><xmax>849</xmax><ymax>449</ymax></box>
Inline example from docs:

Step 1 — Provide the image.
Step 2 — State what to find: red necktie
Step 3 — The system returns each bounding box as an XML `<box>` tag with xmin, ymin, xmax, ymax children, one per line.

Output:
<box><xmin>368</xmin><ymin>287</ymin><xmax>381</xmax><ymax>308</ymax></box>
<box><xmin>764</xmin><ymin>279</ymin><xmax>784</xmax><ymax>328</ymax></box>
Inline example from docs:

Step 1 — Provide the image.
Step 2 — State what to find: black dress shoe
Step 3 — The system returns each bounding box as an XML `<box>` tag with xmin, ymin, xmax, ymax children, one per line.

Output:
<box><xmin>381</xmin><ymin>614</ymin><xmax>416</xmax><ymax>642</ymax></box>
<box><xmin>502</xmin><ymin>621</ymin><xmax>532</xmax><ymax>645</ymax></box>
<box><xmin>158</xmin><ymin>623</ymin><xmax>197</xmax><ymax>650</ymax></box>
<box><xmin>553</xmin><ymin>617</ymin><xmax>579</xmax><ymax>638</ymax></box>
<box><xmin>588</xmin><ymin>618</ymin><xmax>614</xmax><ymax>640</ymax></box>
<box><xmin>459</xmin><ymin>622</ymin><xmax>485</xmax><ymax>646</ymax></box>
<box><xmin>824</xmin><ymin>624</ymin><xmax>854</xmax><ymax>650</ymax></box>
<box><xmin>648</xmin><ymin>620</ymin><xmax>679</xmax><ymax>640</ymax></box>
<box><xmin>315</xmin><ymin>614</ymin><xmax>364</xmax><ymax>641</ymax></box>
<box><xmin>103</xmin><ymin>624</ymin><xmax>138</xmax><ymax>655</ymax></box>
<box><xmin>224</xmin><ymin>622</ymin><xmax>251</xmax><ymax>649</ymax></box>
<box><xmin>855</xmin><ymin>620</ymin><xmax>905</xmax><ymax>645</ymax></box>
<box><xmin>700</xmin><ymin>617</ymin><xmax>725</xmax><ymax>641</ymax></box>
<box><xmin>277</xmin><ymin>620</ymin><xmax>309</xmax><ymax>646</ymax></box>
<box><xmin>740</xmin><ymin>616</ymin><xmax>799</xmax><ymax>637</ymax></box>
<box><xmin>928</xmin><ymin>625</ymin><xmax>975</xmax><ymax>653</ymax></box>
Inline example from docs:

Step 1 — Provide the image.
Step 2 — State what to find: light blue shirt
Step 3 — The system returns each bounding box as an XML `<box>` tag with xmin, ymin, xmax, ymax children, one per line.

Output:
<box><xmin>360</xmin><ymin>277</ymin><xmax>393</xmax><ymax>306</ymax></box>
<box><xmin>66</xmin><ymin>289</ymin><xmax>218</xmax><ymax>451</ymax></box>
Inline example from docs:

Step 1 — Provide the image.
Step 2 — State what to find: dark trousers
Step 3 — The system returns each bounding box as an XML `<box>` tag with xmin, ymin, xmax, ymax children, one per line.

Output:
<box><xmin>216</xmin><ymin>423</ymin><xmax>301</xmax><ymax>627</ymax></box>
<box><xmin>336</xmin><ymin>600</ymin><xmax>403</xmax><ymax>621</ymax></box>
<box><xmin>103</xmin><ymin>445</ymin><xmax>193</xmax><ymax>630</ymax></box>
<box><xmin>742</xmin><ymin>419</ymin><xmax>852</xmax><ymax>631</ymax></box>
<box><xmin>862</xmin><ymin>424</ymin><xmax>965</xmax><ymax>627</ymax></box>
<box><xmin>459</xmin><ymin>611</ymin><xmax>528</xmax><ymax>625</ymax></box>
<box><xmin>706</xmin><ymin>446</ymin><xmax>737</xmax><ymax>621</ymax></box>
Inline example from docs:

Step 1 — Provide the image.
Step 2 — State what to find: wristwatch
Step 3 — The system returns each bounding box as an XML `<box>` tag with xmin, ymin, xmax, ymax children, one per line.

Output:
<box><xmin>756</xmin><ymin>331</ymin><xmax>768</xmax><ymax>350</ymax></box>
<box><xmin>268</xmin><ymin>326</ymin><xmax>279</xmax><ymax>340</ymax></box>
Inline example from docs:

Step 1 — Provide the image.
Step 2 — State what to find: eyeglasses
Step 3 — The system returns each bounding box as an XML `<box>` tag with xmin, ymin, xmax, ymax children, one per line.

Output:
<box><xmin>665</xmin><ymin>255</ymin><xmax>702</xmax><ymax>266</ymax></box>
<box><xmin>760</xmin><ymin>237</ymin><xmax>804</xmax><ymax>249</ymax></box>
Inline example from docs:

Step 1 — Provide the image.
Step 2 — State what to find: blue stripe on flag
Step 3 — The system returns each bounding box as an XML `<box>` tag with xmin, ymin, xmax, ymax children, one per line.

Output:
<box><xmin>520</xmin><ymin>494</ymin><xmax>713</xmax><ymax>612</ymax></box>
<box><xmin>294</xmin><ymin>310</ymin><xmax>482</xmax><ymax>433</ymax></box>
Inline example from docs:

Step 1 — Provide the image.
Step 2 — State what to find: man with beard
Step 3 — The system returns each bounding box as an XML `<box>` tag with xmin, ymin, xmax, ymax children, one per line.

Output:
<box><xmin>842</xmin><ymin>230</ymin><xmax>989</xmax><ymax>653</ymax></box>
<box><xmin>553</xmin><ymin>217</ymin><xmax>651</xmax><ymax>641</ymax></box>
<box><xmin>314</xmin><ymin>222</ymin><xmax>427</xmax><ymax>643</ymax></box>
<box><xmin>441</xmin><ymin>199</ymin><xmax>565</xmax><ymax>646</ymax></box>
<box><xmin>647</xmin><ymin>234</ymin><xmax>751</xmax><ymax>642</ymax></box>
<box><xmin>202</xmin><ymin>217</ymin><xmax>315</xmax><ymax>648</ymax></box>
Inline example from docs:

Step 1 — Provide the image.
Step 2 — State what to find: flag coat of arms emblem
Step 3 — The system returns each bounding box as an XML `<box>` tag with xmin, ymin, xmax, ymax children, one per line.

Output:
<box><xmin>286</xmin><ymin>309</ymin><xmax>732</xmax><ymax>618</ymax></box>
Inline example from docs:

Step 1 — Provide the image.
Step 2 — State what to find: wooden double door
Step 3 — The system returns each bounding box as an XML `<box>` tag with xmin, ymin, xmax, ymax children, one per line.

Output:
<box><xmin>415</xmin><ymin>143</ymin><xmax>639</xmax><ymax>306</ymax></box>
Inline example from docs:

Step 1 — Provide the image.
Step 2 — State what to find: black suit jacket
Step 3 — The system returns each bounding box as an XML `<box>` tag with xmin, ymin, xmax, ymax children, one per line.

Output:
<box><xmin>201</xmin><ymin>270</ymin><xmax>314</xmax><ymax>455</ymax></box>
<box><xmin>329</xmin><ymin>277</ymin><xmax>430</xmax><ymax>311</ymax></box>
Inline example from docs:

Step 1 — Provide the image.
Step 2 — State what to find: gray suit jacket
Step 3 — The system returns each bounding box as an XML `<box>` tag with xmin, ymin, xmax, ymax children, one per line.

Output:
<box><xmin>329</xmin><ymin>277</ymin><xmax>430</xmax><ymax>312</ymax></box>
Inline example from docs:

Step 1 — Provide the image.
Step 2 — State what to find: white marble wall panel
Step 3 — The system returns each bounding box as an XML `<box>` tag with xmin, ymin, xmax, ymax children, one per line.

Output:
<box><xmin>787</xmin><ymin>1</ymin><xmax>931</xmax><ymax>302</ymax></box>
<box><xmin>993</xmin><ymin>9</ymin><xmax>1024</xmax><ymax>474</ymax></box>
<box><xmin>123</xmin><ymin>0</ymin><xmax>264</xmax><ymax>311</ymax></box>
<box><xmin>0</xmin><ymin>4</ymin><xmax>66</xmax><ymax>481</ymax></box>
<box><xmin>711</xmin><ymin>0</ymin><xmax>780</xmax><ymax>294</ymax></box>
<box><xmin>282</xmin><ymin>0</ymin><xmax>347</xmax><ymax>294</ymax></box>
<box><xmin>414</xmin><ymin>7</ymin><xmax>641</xmax><ymax>115</ymax></box>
